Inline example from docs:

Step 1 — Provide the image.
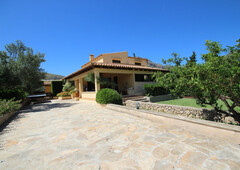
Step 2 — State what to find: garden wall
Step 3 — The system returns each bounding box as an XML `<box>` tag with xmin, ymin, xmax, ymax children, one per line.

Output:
<box><xmin>126</xmin><ymin>100</ymin><xmax>239</xmax><ymax>125</ymax></box>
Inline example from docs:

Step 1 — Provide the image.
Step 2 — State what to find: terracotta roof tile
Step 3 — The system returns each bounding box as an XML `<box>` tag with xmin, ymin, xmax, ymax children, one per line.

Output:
<box><xmin>93</xmin><ymin>63</ymin><xmax>166</xmax><ymax>71</ymax></box>
<box><xmin>63</xmin><ymin>63</ymin><xmax>168</xmax><ymax>79</ymax></box>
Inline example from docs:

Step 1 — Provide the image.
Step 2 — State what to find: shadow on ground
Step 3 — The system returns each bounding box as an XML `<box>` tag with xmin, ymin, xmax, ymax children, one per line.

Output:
<box><xmin>0</xmin><ymin>101</ymin><xmax>77</xmax><ymax>133</ymax></box>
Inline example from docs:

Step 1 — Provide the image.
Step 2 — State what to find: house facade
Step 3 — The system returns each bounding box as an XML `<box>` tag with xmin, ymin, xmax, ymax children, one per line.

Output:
<box><xmin>63</xmin><ymin>51</ymin><xmax>168</xmax><ymax>100</ymax></box>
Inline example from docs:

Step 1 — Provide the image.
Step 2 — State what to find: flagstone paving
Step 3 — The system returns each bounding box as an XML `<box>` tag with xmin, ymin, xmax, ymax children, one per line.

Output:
<box><xmin>0</xmin><ymin>99</ymin><xmax>240</xmax><ymax>169</ymax></box>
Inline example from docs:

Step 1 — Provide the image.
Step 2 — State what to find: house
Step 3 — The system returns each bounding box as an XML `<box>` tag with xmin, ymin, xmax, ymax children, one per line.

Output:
<box><xmin>63</xmin><ymin>51</ymin><xmax>168</xmax><ymax>100</ymax></box>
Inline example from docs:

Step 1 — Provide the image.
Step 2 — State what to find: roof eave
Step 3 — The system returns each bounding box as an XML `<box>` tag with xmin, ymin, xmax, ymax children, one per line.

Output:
<box><xmin>63</xmin><ymin>64</ymin><xmax>169</xmax><ymax>80</ymax></box>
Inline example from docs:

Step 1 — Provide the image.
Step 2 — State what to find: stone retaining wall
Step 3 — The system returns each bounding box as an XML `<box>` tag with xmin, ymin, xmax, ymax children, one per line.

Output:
<box><xmin>126</xmin><ymin>100</ymin><xmax>239</xmax><ymax>125</ymax></box>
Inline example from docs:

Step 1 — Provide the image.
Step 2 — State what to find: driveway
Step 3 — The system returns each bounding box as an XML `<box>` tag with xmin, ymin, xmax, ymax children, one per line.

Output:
<box><xmin>0</xmin><ymin>100</ymin><xmax>240</xmax><ymax>169</ymax></box>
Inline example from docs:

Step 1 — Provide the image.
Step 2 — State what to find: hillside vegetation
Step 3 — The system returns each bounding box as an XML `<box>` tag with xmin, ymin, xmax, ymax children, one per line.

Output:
<box><xmin>44</xmin><ymin>73</ymin><xmax>64</xmax><ymax>80</ymax></box>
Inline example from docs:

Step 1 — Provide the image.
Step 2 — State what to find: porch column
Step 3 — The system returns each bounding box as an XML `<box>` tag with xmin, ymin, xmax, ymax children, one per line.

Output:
<box><xmin>132</xmin><ymin>73</ymin><xmax>135</xmax><ymax>87</ymax></box>
<box><xmin>79</xmin><ymin>78</ymin><xmax>83</xmax><ymax>98</ymax></box>
<box><xmin>74</xmin><ymin>79</ymin><xmax>78</xmax><ymax>88</ymax></box>
<box><xmin>94</xmin><ymin>71</ymin><xmax>100</xmax><ymax>92</ymax></box>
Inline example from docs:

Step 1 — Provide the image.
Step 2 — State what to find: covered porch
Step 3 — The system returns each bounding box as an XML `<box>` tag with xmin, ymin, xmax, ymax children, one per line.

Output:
<box><xmin>66</xmin><ymin>65</ymin><xmax>158</xmax><ymax>100</ymax></box>
<box><xmin>73</xmin><ymin>71</ymin><xmax>135</xmax><ymax>100</ymax></box>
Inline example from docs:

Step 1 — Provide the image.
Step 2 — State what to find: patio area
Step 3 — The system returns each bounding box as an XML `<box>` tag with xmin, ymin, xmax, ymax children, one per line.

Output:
<box><xmin>0</xmin><ymin>99</ymin><xmax>240</xmax><ymax>169</ymax></box>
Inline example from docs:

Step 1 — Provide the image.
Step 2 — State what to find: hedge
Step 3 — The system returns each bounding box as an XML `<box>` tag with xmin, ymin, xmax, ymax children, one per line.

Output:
<box><xmin>51</xmin><ymin>81</ymin><xmax>63</xmax><ymax>96</ymax></box>
<box><xmin>143</xmin><ymin>84</ymin><xmax>169</xmax><ymax>96</ymax></box>
<box><xmin>96</xmin><ymin>88</ymin><xmax>122</xmax><ymax>105</ymax></box>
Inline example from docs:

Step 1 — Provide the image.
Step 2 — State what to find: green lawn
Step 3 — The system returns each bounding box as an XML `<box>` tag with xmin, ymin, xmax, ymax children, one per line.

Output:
<box><xmin>156</xmin><ymin>98</ymin><xmax>234</xmax><ymax>111</ymax></box>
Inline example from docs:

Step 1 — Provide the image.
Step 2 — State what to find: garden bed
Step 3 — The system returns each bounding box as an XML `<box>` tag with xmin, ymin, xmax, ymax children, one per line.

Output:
<box><xmin>0</xmin><ymin>99</ymin><xmax>30</xmax><ymax>127</ymax></box>
<box><xmin>58</xmin><ymin>96</ymin><xmax>72</xmax><ymax>100</ymax></box>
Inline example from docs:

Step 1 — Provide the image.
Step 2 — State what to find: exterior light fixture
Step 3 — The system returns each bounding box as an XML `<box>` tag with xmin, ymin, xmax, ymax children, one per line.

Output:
<box><xmin>136</xmin><ymin>102</ymin><xmax>140</xmax><ymax>109</ymax></box>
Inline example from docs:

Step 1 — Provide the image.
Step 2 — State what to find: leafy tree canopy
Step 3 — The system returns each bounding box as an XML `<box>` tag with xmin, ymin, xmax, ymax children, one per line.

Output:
<box><xmin>189</xmin><ymin>51</ymin><xmax>197</xmax><ymax>63</ymax></box>
<box><xmin>0</xmin><ymin>40</ymin><xmax>45</xmax><ymax>94</ymax></box>
<box><xmin>154</xmin><ymin>39</ymin><xmax>240</xmax><ymax>121</ymax></box>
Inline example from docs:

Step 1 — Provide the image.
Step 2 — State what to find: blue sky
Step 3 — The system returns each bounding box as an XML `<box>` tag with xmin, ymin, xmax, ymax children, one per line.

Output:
<box><xmin>0</xmin><ymin>0</ymin><xmax>239</xmax><ymax>76</ymax></box>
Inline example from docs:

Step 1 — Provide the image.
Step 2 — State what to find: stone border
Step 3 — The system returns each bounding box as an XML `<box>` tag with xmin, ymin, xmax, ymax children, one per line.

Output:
<box><xmin>106</xmin><ymin>104</ymin><xmax>240</xmax><ymax>144</ymax></box>
<box><xmin>58</xmin><ymin>96</ymin><xmax>72</xmax><ymax>100</ymax></box>
<box><xmin>0</xmin><ymin>111</ymin><xmax>15</xmax><ymax>127</ymax></box>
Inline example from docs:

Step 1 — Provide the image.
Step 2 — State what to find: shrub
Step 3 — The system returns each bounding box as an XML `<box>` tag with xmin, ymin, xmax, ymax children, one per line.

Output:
<box><xmin>96</xmin><ymin>88</ymin><xmax>122</xmax><ymax>105</ymax></box>
<box><xmin>51</xmin><ymin>81</ymin><xmax>63</xmax><ymax>96</ymax></box>
<box><xmin>0</xmin><ymin>99</ymin><xmax>21</xmax><ymax>117</ymax></box>
<box><xmin>56</xmin><ymin>91</ymin><xmax>70</xmax><ymax>97</ymax></box>
<box><xmin>62</xmin><ymin>81</ymin><xmax>75</xmax><ymax>92</ymax></box>
<box><xmin>144</xmin><ymin>84</ymin><xmax>169</xmax><ymax>96</ymax></box>
<box><xmin>0</xmin><ymin>88</ymin><xmax>28</xmax><ymax>100</ymax></box>
<box><xmin>69</xmin><ymin>88</ymin><xmax>78</xmax><ymax>95</ymax></box>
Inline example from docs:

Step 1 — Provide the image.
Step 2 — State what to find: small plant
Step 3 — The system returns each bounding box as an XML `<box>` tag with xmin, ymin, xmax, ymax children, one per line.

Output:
<box><xmin>62</xmin><ymin>81</ymin><xmax>75</xmax><ymax>92</ymax></box>
<box><xmin>96</xmin><ymin>88</ymin><xmax>122</xmax><ymax>105</ymax></box>
<box><xmin>69</xmin><ymin>88</ymin><xmax>78</xmax><ymax>95</ymax></box>
<box><xmin>84</xmin><ymin>72</ymin><xmax>95</xmax><ymax>83</ymax></box>
<box><xmin>0</xmin><ymin>99</ymin><xmax>21</xmax><ymax>117</ymax></box>
<box><xmin>97</xmin><ymin>77</ymin><xmax>117</xmax><ymax>88</ymax></box>
<box><xmin>56</xmin><ymin>91</ymin><xmax>70</xmax><ymax>97</ymax></box>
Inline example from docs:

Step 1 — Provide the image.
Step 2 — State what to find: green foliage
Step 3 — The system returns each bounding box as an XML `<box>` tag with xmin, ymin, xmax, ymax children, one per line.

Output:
<box><xmin>69</xmin><ymin>88</ymin><xmax>78</xmax><ymax>95</ymax></box>
<box><xmin>189</xmin><ymin>51</ymin><xmax>197</xmax><ymax>63</ymax></box>
<box><xmin>0</xmin><ymin>88</ymin><xmax>28</xmax><ymax>100</ymax></box>
<box><xmin>56</xmin><ymin>91</ymin><xmax>70</xmax><ymax>97</ymax></box>
<box><xmin>0</xmin><ymin>40</ymin><xmax>45</xmax><ymax>94</ymax></box>
<box><xmin>34</xmin><ymin>81</ymin><xmax>45</xmax><ymax>93</ymax></box>
<box><xmin>143</xmin><ymin>84</ymin><xmax>169</xmax><ymax>96</ymax></box>
<box><xmin>0</xmin><ymin>99</ymin><xmax>21</xmax><ymax>117</ymax></box>
<box><xmin>97</xmin><ymin>77</ymin><xmax>117</xmax><ymax>88</ymax></box>
<box><xmin>51</xmin><ymin>81</ymin><xmax>63</xmax><ymax>96</ymax></box>
<box><xmin>162</xmin><ymin>53</ymin><xmax>183</xmax><ymax>66</ymax></box>
<box><xmin>62</xmin><ymin>81</ymin><xmax>74</xmax><ymax>92</ymax></box>
<box><xmin>154</xmin><ymin>39</ymin><xmax>240</xmax><ymax>121</ymax></box>
<box><xmin>84</xmin><ymin>72</ymin><xmax>95</xmax><ymax>83</ymax></box>
<box><xmin>84</xmin><ymin>72</ymin><xmax>117</xmax><ymax>88</ymax></box>
<box><xmin>96</xmin><ymin>88</ymin><xmax>122</xmax><ymax>105</ymax></box>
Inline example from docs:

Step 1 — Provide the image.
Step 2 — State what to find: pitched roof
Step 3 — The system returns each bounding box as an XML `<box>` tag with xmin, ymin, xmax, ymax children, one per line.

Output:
<box><xmin>93</xmin><ymin>63</ymin><xmax>166</xmax><ymax>70</ymax></box>
<box><xmin>63</xmin><ymin>63</ymin><xmax>168</xmax><ymax>80</ymax></box>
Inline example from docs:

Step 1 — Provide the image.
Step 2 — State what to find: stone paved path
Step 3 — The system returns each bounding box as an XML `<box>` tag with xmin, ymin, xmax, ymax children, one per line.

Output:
<box><xmin>0</xmin><ymin>100</ymin><xmax>240</xmax><ymax>170</ymax></box>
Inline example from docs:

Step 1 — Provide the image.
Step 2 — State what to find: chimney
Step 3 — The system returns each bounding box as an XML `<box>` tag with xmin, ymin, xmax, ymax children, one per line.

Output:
<box><xmin>89</xmin><ymin>54</ymin><xmax>94</xmax><ymax>61</ymax></box>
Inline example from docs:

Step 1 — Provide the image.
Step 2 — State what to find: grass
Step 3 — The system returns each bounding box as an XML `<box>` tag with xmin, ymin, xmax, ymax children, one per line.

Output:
<box><xmin>156</xmin><ymin>98</ymin><xmax>239</xmax><ymax>111</ymax></box>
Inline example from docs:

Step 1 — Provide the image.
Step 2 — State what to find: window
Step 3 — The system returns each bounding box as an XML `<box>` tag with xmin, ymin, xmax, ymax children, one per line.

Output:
<box><xmin>135</xmin><ymin>74</ymin><xmax>153</xmax><ymax>82</ymax></box>
<box><xmin>112</xmin><ymin>59</ymin><xmax>121</xmax><ymax>63</ymax></box>
<box><xmin>135</xmin><ymin>62</ymin><xmax>141</xmax><ymax>65</ymax></box>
